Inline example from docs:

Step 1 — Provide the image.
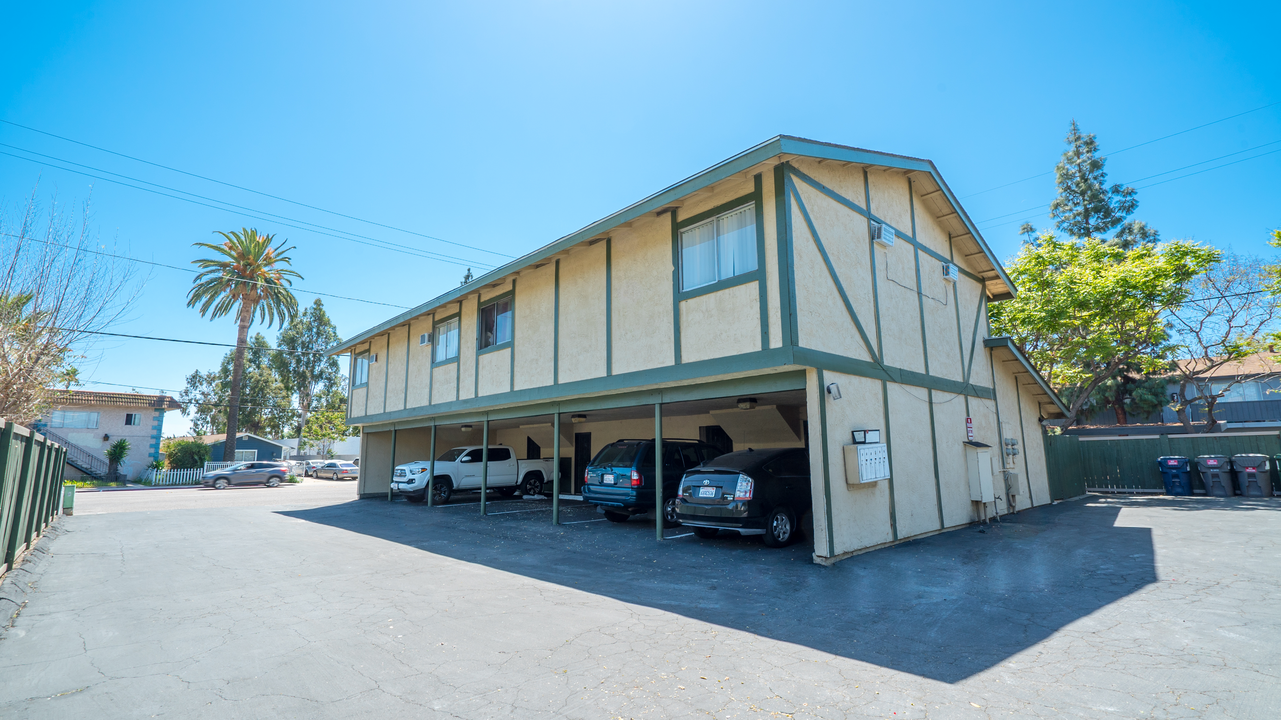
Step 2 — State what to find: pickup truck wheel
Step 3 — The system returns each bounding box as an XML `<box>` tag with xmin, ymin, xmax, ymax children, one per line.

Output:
<box><xmin>520</xmin><ymin>472</ymin><xmax>544</xmax><ymax>496</ymax></box>
<box><xmin>431</xmin><ymin>478</ymin><xmax>453</xmax><ymax>505</ymax></box>
<box><xmin>603</xmin><ymin>510</ymin><xmax>629</xmax><ymax>523</ymax></box>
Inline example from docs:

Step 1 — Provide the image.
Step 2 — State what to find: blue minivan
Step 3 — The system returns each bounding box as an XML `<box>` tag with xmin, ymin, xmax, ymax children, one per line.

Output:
<box><xmin>581</xmin><ymin>439</ymin><xmax>726</xmax><ymax>524</ymax></box>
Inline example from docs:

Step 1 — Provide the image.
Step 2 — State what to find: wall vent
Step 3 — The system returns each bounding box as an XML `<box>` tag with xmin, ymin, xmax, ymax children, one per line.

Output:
<box><xmin>871</xmin><ymin>222</ymin><xmax>895</xmax><ymax>248</ymax></box>
<box><xmin>942</xmin><ymin>262</ymin><xmax>960</xmax><ymax>283</ymax></box>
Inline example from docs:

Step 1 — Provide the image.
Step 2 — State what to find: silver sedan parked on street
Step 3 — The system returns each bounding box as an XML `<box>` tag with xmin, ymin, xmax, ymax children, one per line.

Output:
<box><xmin>318</xmin><ymin>461</ymin><xmax>359</xmax><ymax>480</ymax></box>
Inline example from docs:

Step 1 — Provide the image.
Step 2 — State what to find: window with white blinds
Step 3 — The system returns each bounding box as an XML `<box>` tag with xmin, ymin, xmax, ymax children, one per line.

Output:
<box><xmin>679</xmin><ymin>204</ymin><xmax>757</xmax><ymax>292</ymax></box>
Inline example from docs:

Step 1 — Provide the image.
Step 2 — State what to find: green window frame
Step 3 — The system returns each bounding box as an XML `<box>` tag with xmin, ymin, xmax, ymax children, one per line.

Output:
<box><xmin>432</xmin><ymin>314</ymin><xmax>461</xmax><ymax>367</ymax></box>
<box><xmin>672</xmin><ymin>191</ymin><xmax>767</xmax><ymax>302</ymax></box>
<box><xmin>477</xmin><ymin>291</ymin><xmax>515</xmax><ymax>356</ymax></box>
<box><xmin>353</xmin><ymin>351</ymin><xmax>370</xmax><ymax>387</ymax></box>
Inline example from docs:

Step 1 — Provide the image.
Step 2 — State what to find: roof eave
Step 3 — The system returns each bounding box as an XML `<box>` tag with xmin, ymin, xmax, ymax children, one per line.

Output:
<box><xmin>983</xmin><ymin>337</ymin><xmax>1068</xmax><ymax>417</ymax></box>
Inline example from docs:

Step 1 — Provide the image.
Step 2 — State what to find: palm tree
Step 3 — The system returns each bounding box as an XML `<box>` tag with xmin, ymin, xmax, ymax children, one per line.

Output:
<box><xmin>187</xmin><ymin>228</ymin><xmax>301</xmax><ymax>462</ymax></box>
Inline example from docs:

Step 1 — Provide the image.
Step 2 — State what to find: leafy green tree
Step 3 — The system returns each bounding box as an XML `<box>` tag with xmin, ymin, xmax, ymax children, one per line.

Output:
<box><xmin>161</xmin><ymin>438</ymin><xmax>210</xmax><ymax>469</ymax></box>
<box><xmin>1086</xmin><ymin>371</ymin><xmax>1171</xmax><ymax>425</ymax></box>
<box><xmin>301</xmin><ymin>409</ymin><xmax>354</xmax><ymax>458</ymax></box>
<box><xmin>989</xmin><ymin>235</ymin><xmax>1219</xmax><ymax>425</ymax></box>
<box><xmin>180</xmin><ymin>333</ymin><xmax>297</xmax><ymax>437</ymax></box>
<box><xmin>272</xmin><ymin>298</ymin><xmax>342</xmax><ymax>442</ymax></box>
<box><xmin>1050</xmin><ymin>121</ymin><xmax>1157</xmax><ymax>249</ymax></box>
<box><xmin>105</xmin><ymin>438</ymin><xmax>130</xmax><ymax>481</ymax></box>
<box><xmin>187</xmin><ymin>228</ymin><xmax>300</xmax><ymax>461</ymax></box>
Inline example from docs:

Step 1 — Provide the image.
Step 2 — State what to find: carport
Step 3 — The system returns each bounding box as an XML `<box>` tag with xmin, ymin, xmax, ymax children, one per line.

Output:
<box><xmin>357</xmin><ymin>376</ymin><xmax>810</xmax><ymax>541</ymax></box>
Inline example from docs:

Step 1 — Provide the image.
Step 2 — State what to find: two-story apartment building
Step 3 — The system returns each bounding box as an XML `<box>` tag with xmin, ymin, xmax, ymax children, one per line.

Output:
<box><xmin>331</xmin><ymin>136</ymin><xmax>1066</xmax><ymax>563</ymax></box>
<box><xmin>35</xmin><ymin>390</ymin><xmax>183</xmax><ymax>480</ymax></box>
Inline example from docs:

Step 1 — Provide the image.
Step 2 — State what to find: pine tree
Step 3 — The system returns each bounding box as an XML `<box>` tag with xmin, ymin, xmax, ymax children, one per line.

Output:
<box><xmin>1050</xmin><ymin>121</ymin><xmax>1141</xmax><ymax>241</ymax></box>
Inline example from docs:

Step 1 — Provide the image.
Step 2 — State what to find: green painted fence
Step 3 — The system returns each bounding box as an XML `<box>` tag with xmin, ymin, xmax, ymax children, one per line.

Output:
<box><xmin>1045</xmin><ymin>431</ymin><xmax>1281</xmax><ymax>498</ymax></box>
<box><xmin>0</xmin><ymin>418</ymin><xmax>68</xmax><ymax>579</ymax></box>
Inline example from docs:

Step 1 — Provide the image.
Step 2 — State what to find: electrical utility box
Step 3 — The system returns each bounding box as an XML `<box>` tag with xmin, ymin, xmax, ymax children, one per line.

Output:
<box><xmin>964</xmin><ymin>441</ymin><xmax>995</xmax><ymax>502</ymax></box>
<box><xmin>843</xmin><ymin>443</ymin><xmax>891</xmax><ymax>485</ymax></box>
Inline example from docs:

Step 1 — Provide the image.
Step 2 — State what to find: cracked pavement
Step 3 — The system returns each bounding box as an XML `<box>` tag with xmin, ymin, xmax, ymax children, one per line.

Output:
<box><xmin>1</xmin><ymin>481</ymin><xmax>1278</xmax><ymax>718</ymax></box>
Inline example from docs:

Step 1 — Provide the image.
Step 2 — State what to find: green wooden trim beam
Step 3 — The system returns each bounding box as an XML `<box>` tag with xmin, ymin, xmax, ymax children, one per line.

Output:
<box><xmin>881</xmin><ymin>379</ymin><xmax>898</xmax><ymax>541</ymax></box>
<box><xmin>403</xmin><ymin>324</ymin><xmax>411</xmax><ymax>410</ymax></box>
<box><xmin>963</xmin><ymin>294</ymin><xmax>986</xmax><ymax>385</ymax></box>
<box><xmin>670</xmin><ymin>211</ymin><xmax>682</xmax><ymax>365</ymax></box>
<box><xmin>786</xmin><ymin>175</ymin><xmax>881</xmax><ymax>365</ymax></box>
<box><xmin>792</xmin><ymin>347</ymin><xmax>995</xmax><ymax>400</ymax></box>
<box><xmin>773</xmin><ymin>164</ymin><xmax>797</xmax><ymax>348</ymax></box>
<box><xmin>1014</xmin><ymin>380</ymin><xmax>1035</xmax><ymax>506</ymax></box>
<box><xmin>480</xmin><ymin>418</ymin><xmax>489</xmax><ymax>515</ymax></box>
<box><xmin>816</xmin><ymin>369</ymin><xmax>835</xmax><ymax>557</ymax></box>
<box><xmin>864</xmin><ymin>169</ymin><xmax>884</xmax><ymax>359</ymax></box>
<box><xmin>910</xmin><ymin>177</ymin><xmax>930</xmax><ymax>375</ymax></box>
<box><xmin>654</xmin><ymin>404</ymin><xmax>663</xmax><ymax>542</ymax></box>
<box><xmin>551</xmin><ymin>409</ymin><xmax>561</xmax><ymax>524</ymax></box>
<box><xmin>605</xmin><ymin>239</ymin><xmax>613</xmax><ymax>376</ymax></box>
<box><xmin>427</xmin><ymin>423</ymin><xmax>436</xmax><ymax>507</ymax></box>
<box><xmin>554</xmin><ymin>260</ymin><xmax>561</xmax><ymax>384</ymax></box>
<box><xmin>927</xmin><ymin>388</ymin><xmax>944</xmax><ymax>529</ymax></box>
<box><xmin>509</xmin><ymin>278</ymin><xmax>517</xmax><ymax>392</ymax></box>
<box><xmin>753</xmin><ymin>173</ymin><xmax>769</xmax><ymax>351</ymax></box>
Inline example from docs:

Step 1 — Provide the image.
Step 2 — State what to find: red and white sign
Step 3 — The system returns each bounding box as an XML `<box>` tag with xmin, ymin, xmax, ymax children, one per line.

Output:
<box><xmin>965</xmin><ymin>417</ymin><xmax>974</xmax><ymax>441</ymax></box>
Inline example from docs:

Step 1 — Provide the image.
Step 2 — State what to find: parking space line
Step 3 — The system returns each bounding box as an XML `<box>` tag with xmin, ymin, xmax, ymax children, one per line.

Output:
<box><xmin>560</xmin><ymin>519</ymin><xmax>606</xmax><ymax>524</ymax></box>
<box><xmin>486</xmin><ymin>508</ymin><xmax>549</xmax><ymax>515</ymax></box>
<box><xmin>666</xmin><ymin>533</ymin><xmax>693</xmax><ymax>539</ymax></box>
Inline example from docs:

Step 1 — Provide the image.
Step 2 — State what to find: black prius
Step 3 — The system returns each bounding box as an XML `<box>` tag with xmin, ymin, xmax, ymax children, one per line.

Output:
<box><xmin>674</xmin><ymin>447</ymin><xmax>811</xmax><ymax>547</ymax></box>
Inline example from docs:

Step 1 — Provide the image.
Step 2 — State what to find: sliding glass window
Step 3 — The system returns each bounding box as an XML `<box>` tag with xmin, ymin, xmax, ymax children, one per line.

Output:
<box><xmin>679</xmin><ymin>204</ymin><xmax>757</xmax><ymax>292</ymax></box>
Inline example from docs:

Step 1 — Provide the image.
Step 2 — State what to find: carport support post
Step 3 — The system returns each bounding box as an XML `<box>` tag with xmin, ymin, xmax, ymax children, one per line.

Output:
<box><xmin>552</xmin><ymin>411</ymin><xmax>560</xmax><ymax>525</ymax></box>
<box><xmin>480</xmin><ymin>418</ymin><xmax>489</xmax><ymax>515</ymax></box>
<box><xmin>427</xmin><ymin>423</ymin><xmax>436</xmax><ymax>507</ymax></box>
<box><xmin>388</xmin><ymin>428</ymin><xmax>397</xmax><ymax>502</ymax></box>
<box><xmin>655</xmin><ymin>403</ymin><xmax>663</xmax><ymax>542</ymax></box>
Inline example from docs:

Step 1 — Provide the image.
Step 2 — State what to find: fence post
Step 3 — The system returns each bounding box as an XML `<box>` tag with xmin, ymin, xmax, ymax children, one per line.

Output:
<box><xmin>5</xmin><ymin>430</ymin><xmax>36</xmax><ymax>567</ymax></box>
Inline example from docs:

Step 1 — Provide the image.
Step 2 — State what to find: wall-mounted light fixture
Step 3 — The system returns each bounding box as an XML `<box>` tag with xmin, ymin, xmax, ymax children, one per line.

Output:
<box><xmin>460</xmin><ymin>424</ymin><xmax>474</xmax><ymax>432</ymax></box>
<box><xmin>102</xmin><ymin>433</ymin><xmax>111</xmax><ymax>442</ymax></box>
<box><xmin>826</xmin><ymin>383</ymin><xmax>842</xmax><ymax>401</ymax></box>
<box><xmin>570</xmin><ymin>414</ymin><xmax>587</xmax><ymax>423</ymax></box>
<box><xmin>736</xmin><ymin>397</ymin><xmax>757</xmax><ymax>410</ymax></box>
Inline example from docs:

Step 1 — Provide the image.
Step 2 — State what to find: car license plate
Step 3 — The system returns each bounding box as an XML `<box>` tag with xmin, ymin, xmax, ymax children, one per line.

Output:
<box><xmin>603</xmin><ymin>474</ymin><xmax>615</xmax><ymax>485</ymax></box>
<box><xmin>697</xmin><ymin>486</ymin><xmax>717</xmax><ymax>498</ymax></box>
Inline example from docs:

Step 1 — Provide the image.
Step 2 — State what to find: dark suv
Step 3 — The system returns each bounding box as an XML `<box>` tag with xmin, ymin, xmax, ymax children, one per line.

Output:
<box><xmin>581</xmin><ymin>439</ymin><xmax>725</xmax><ymax>524</ymax></box>
<box><xmin>675</xmin><ymin>448</ymin><xmax>811</xmax><ymax>547</ymax></box>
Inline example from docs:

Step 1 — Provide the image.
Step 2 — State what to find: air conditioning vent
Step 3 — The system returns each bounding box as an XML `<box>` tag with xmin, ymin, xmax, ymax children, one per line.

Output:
<box><xmin>419</xmin><ymin>332</ymin><xmax>430</xmax><ymax>346</ymax></box>
<box><xmin>942</xmin><ymin>262</ymin><xmax>959</xmax><ymax>283</ymax></box>
<box><xmin>370</xmin><ymin>353</ymin><xmax>378</xmax><ymax>363</ymax></box>
<box><xmin>871</xmin><ymin>222</ymin><xmax>895</xmax><ymax>248</ymax></box>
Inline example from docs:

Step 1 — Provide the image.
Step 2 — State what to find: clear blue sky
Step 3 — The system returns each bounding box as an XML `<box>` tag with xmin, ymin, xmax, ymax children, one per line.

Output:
<box><xmin>3</xmin><ymin>1</ymin><xmax>1278</xmax><ymax>437</ymax></box>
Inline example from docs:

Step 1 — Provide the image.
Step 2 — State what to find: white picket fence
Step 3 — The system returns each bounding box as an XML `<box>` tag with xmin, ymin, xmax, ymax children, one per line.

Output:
<box><xmin>140</xmin><ymin>467</ymin><xmax>205</xmax><ymax>486</ymax></box>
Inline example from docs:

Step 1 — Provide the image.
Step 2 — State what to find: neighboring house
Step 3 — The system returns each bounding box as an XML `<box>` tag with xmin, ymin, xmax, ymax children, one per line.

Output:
<box><xmin>331</xmin><ymin>136</ymin><xmax>1067</xmax><ymax>564</ymax></box>
<box><xmin>276</xmin><ymin>436</ymin><xmax>361</xmax><ymax>461</ymax></box>
<box><xmin>1165</xmin><ymin>353</ymin><xmax>1281</xmax><ymax>428</ymax></box>
<box><xmin>34</xmin><ymin>390</ymin><xmax>183</xmax><ymax>480</ymax></box>
<box><xmin>170</xmin><ymin>433</ymin><xmax>291</xmax><ymax>463</ymax></box>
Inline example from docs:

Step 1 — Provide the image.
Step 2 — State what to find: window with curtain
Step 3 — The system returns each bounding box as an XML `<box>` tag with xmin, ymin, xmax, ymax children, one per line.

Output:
<box><xmin>434</xmin><ymin>317</ymin><xmax>460</xmax><ymax>362</ymax></box>
<box><xmin>51</xmin><ymin>410</ymin><xmax>99</xmax><ymax>429</ymax></box>
<box><xmin>353</xmin><ymin>352</ymin><xmax>370</xmax><ymax>386</ymax></box>
<box><xmin>679</xmin><ymin>203</ymin><xmax>757</xmax><ymax>292</ymax></box>
<box><xmin>479</xmin><ymin>297</ymin><xmax>513</xmax><ymax>350</ymax></box>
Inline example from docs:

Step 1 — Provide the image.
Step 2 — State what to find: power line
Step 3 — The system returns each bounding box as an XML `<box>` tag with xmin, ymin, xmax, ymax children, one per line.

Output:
<box><xmin>0</xmin><ymin>149</ymin><xmax>495</xmax><ymax>270</ymax></box>
<box><xmin>960</xmin><ymin>100</ymin><xmax>1281</xmax><ymax>199</ymax></box>
<box><xmin>0</xmin><ymin>230</ymin><xmax>409</xmax><ymax>309</ymax></box>
<box><xmin>46</xmin><ymin>327</ymin><xmax>343</xmax><ymax>356</ymax></box>
<box><xmin>75</xmin><ymin>379</ymin><xmax>305</xmax><ymax>414</ymax></box>
<box><xmin>976</xmin><ymin>141</ymin><xmax>1281</xmax><ymax>229</ymax></box>
<box><xmin>0</xmin><ymin>118</ymin><xmax>515</xmax><ymax>260</ymax></box>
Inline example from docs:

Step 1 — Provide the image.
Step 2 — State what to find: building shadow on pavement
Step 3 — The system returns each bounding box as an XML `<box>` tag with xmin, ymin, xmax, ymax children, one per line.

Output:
<box><xmin>280</xmin><ymin>495</ymin><xmax>1156</xmax><ymax>683</ymax></box>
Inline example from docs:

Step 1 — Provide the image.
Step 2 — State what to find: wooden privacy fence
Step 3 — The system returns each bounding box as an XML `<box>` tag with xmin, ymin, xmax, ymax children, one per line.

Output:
<box><xmin>0</xmin><ymin>418</ymin><xmax>68</xmax><ymax>579</ymax></box>
<box><xmin>1045</xmin><ymin>431</ymin><xmax>1281</xmax><ymax>497</ymax></box>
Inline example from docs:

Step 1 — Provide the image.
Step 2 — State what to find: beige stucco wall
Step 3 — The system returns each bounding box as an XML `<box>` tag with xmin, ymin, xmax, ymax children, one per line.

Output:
<box><xmin>679</xmin><ymin>282</ymin><xmax>762</xmax><ymax>363</ymax></box>
<box><xmin>384</xmin><ymin>325</ymin><xmax>409</xmax><ymax>413</ymax></box>
<box><xmin>457</xmin><ymin>296</ymin><xmax>478</xmax><ymax>401</ymax></box>
<box><xmin>513</xmin><ymin>263</ymin><xmax>556</xmax><ymax>391</ymax></box>
<box><xmin>407</xmin><ymin>315</ymin><xmax>434</xmax><ymax>408</ymax></box>
<box><xmin>432</xmin><ymin>362</ymin><xmax>459</xmax><ymax>405</ymax></box>
<box><xmin>611</xmin><ymin>220</ymin><xmax>675</xmax><ymax>375</ymax></box>
<box><xmin>557</xmin><ymin>243</ymin><xmax>607</xmax><ymax>383</ymax></box>
<box><xmin>762</xmin><ymin>169</ymin><xmax>783</xmax><ymax>349</ymax></box>
<box><xmin>358</xmin><ymin>430</ymin><xmax>393</xmax><ymax>497</ymax></box>
<box><xmin>478</xmin><ymin>348</ymin><xmax>511</xmax><ymax>397</ymax></box>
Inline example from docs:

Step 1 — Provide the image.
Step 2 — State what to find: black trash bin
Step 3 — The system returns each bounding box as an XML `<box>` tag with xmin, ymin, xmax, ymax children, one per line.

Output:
<box><xmin>1231</xmin><ymin>454</ymin><xmax>1273</xmax><ymax>497</ymax></box>
<box><xmin>1157</xmin><ymin>456</ymin><xmax>1192</xmax><ymax>496</ymax></box>
<box><xmin>1195</xmin><ymin>455</ymin><xmax>1234</xmax><ymax>497</ymax></box>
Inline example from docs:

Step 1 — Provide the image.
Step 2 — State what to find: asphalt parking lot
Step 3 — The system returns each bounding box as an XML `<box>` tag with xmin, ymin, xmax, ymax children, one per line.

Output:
<box><xmin>1</xmin><ymin>483</ymin><xmax>1278</xmax><ymax>719</ymax></box>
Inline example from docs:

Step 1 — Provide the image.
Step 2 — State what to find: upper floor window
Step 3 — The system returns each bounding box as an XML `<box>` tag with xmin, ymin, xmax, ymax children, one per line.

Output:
<box><xmin>51</xmin><ymin>410</ymin><xmax>99</xmax><ymax>429</ymax></box>
<box><xmin>434</xmin><ymin>317</ymin><xmax>460</xmax><ymax>363</ymax></box>
<box><xmin>353</xmin><ymin>352</ymin><xmax>370</xmax><ymax>387</ymax></box>
<box><xmin>479</xmin><ymin>297</ymin><xmax>513</xmax><ymax>350</ymax></box>
<box><xmin>679</xmin><ymin>204</ymin><xmax>757</xmax><ymax>292</ymax></box>
<box><xmin>125</xmin><ymin>413</ymin><xmax>142</xmax><ymax>426</ymax></box>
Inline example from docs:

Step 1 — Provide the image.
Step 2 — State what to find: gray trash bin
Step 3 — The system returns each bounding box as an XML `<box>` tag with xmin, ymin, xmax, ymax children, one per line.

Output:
<box><xmin>1195</xmin><ymin>455</ymin><xmax>1234</xmax><ymax>497</ymax></box>
<box><xmin>1231</xmin><ymin>454</ymin><xmax>1273</xmax><ymax>497</ymax></box>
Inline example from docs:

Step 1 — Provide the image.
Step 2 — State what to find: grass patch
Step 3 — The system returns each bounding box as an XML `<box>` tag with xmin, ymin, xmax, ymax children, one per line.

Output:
<box><xmin>66</xmin><ymin>479</ymin><xmax>126</xmax><ymax>489</ymax></box>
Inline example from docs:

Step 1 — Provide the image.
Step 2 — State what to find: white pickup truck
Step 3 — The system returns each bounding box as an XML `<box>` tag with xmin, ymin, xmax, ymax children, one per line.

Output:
<box><xmin>391</xmin><ymin>445</ymin><xmax>555</xmax><ymax>505</ymax></box>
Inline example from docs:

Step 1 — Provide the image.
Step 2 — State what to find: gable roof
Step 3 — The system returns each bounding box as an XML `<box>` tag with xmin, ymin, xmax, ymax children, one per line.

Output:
<box><xmin>332</xmin><ymin>135</ymin><xmax>1015</xmax><ymax>355</ymax></box>
<box><xmin>50</xmin><ymin>389</ymin><xmax>182</xmax><ymax>410</ymax></box>
<box><xmin>983</xmin><ymin>337</ymin><xmax>1068</xmax><ymax>419</ymax></box>
<box><xmin>1176</xmin><ymin>352</ymin><xmax>1281</xmax><ymax>380</ymax></box>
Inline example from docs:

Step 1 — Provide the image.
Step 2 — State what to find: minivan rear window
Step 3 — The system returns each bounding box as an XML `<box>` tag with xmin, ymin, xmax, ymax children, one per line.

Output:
<box><xmin>592</xmin><ymin>442</ymin><xmax>642</xmax><ymax>466</ymax></box>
